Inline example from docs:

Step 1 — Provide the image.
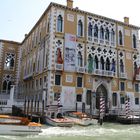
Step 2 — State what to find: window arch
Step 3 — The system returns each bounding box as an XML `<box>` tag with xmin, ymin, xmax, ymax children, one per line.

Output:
<box><xmin>111</xmin><ymin>59</ymin><xmax>116</xmax><ymax>72</ymax></box>
<box><xmin>88</xmin><ymin>23</ymin><xmax>93</xmax><ymax>37</ymax></box>
<box><xmin>134</xmin><ymin>61</ymin><xmax>137</xmax><ymax>72</ymax></box>
<box><xmin>95</xmin><ymin>55</ymin><xmax>99</xmax><ymax>69</ymax></box>
<box><xmin>57</xmin><ymin>15</ymin><xmax>63</xmax><ymax>32</ymax></box>
<box><xmin>111</xmin><ymin>29</ymin><xmax>115</xmax><ymax>42</ymax></box>
<box><xmin>119</xmin><ymin>30</ymin><xmax>123</xmax><ymax>45</ymax></box>
<box><xmin>8</xmin><ymin>81</ymin><xmax>12</xmax><ymax>90</ymax></box>
<box><xmin>78</xmin><ymin>20</ymin><xmax>83</xmax><ymax>36</ymax></box>
<box><xmin>133</xmin><ymin>34</ymin><xmax>137</xmax><ymax>48</ymax></box>
<box><xmin>77</xmin><ymin>51</ymin><xmax>83</xmax><ymax>67</ymax></box>
<box><xmin>120</xmin><ymin>59</ymin><xmax>124</xmax><ymax>73</ymax></box>
<box><xmin>100</xmin><ymin>57</ymin><xmax>104</xmax><ymax>70</ymax></box>
<box><xmin>106</xmin><ymin>58</ymin><xmax>110</xmax><ymax>71</ymax></box>
<box><xmin>100</xmin><ymin>26</ymin><xmax>104</xmax><ymax>39</ymax></box>
<box><xmin>94</xmin><ymin>24</ymin><xmax>98</xmax><ymax>38</ymax></box>
<box><xmin>105</xmin><ymin>27</ymin><xmax>109</xmax><ymax>41</ymax></box>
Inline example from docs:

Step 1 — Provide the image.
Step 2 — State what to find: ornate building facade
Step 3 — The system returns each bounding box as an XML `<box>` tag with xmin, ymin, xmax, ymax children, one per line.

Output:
<box><xmin>0</xmin><ymin>0</ymin><xmax>140</xmax><ymax>116</ymax></box>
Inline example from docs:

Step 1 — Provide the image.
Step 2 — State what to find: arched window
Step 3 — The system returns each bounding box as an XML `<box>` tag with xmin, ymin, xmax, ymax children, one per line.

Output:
<box><xmin>88</xmin><ymin>23</ymin><xmax>92</xmax><ymax>37</ymax></box>
<box><xmin>111</xmin><ymin>29</ymin><xmax>115</xmax><ymax>42</ymax></box>
<box><xmin>120</xmin><ymin>59</ymin><xmax>124</xmax><ymax>73</ymax></box>
<box><xmin>100</xmin><ymin>26</ymin><xmax>104</xmax><ymax>40</ymax></box>
<box><xmin>106</xmin><ymin>58</ymin><xmax>110</xmax><ymax>71</ymax></box>
<box><xmin>8</xmin><ymin>81</ymin><xmax>12</xmax><ymax>90</ymax></box>
<box><xmin>57</xmin><ymin>15</ymin><xmax>63</xmax><ymax>32</ymax></box>
<box><xmin>94</xmin><ymin>24</ymin><xmax>98</xmax><ymax>38</ymax></box>
<box><xmin>105</xmin><ymin>27</ymin><xmax>109</xmax><ymax>41</ymax></box>
<box><xmin>2</xmin><ymin>81</ymin><xmax>7</xmax><ymax>91</ymax></box>
<box><xmin>78</xmin><ymin>20</ymin><xmax>83</xmax><ymax>36</ymax></box>
<box><xmin>134</xmin><ymin>62</ymin><xmax>137</xmax><ymax>72</ymax></box>
<box><xmin>133</xmin><ymin>34</ymin><xmax>137</xmax><ymax>48</ymax></box>
<box><xmin>111</xmin><ymin>59</ymin><xmax>116</xmax><ymax>72</ymax></box>
<box><xmin>95</xmin><ymin>56</ymin><xmax>98</xmax><ymax>69</ymax></box>
<box><xmin>88</xmin><ymin>54</ymin><xmax>94</xmax><ymax>73</ymax></box>
<box><xmin>77</xmin><ymin>52</ymin><xmax>83</xmax><ymax>67</ymax></box>
<box><xmin>100</xmin><ymin>57</ymin><xmax>104</xmax><ymax>70</ymax></box>
<box><xmin>10</xmin><ymin>58</ymin><xmax>14</xmax><ymax>68</ymax></box>
<box><xmin>119</xmin><ymin>30</ymin><xmax>123</xmax><ymax>45</ymax></box>
<box><xmin>112</xmin><ymin>93</ymin><xmax>117</xmax><ymax>106</ymax></box>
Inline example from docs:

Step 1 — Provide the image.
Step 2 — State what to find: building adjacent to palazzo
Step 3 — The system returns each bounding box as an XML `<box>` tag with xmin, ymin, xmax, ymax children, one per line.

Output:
<box><xmin>0</xmin><ymin>0</ymin><xmax>140</xmax><ymax>116</ymax></box>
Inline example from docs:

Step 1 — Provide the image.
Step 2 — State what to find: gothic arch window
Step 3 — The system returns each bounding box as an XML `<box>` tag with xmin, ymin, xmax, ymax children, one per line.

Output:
<box><xmin>133</xmin><ymin>34</ymin><xmax>137</xmax><ymax>48</ymax></box>
<box><xmin>78</xmin><ymin>20</ymin><xmax>83</xmax><ymax>36</ymax></box>
<box><xmin>106</xmin><ymin>58</ymin><xmax>110</xmax><ymax>71</ymax></box>
<box><xmin>119</xmin><ymin>30</ymin><xmax>123</xmax><ymax>45</ymax></box>
<box><xmin>2</xmin><ymin>81</ymin><xmax>7</xmax><ymax>91</ymax></box>
<box><xmin>111</xmin><ymin>59</ymin><xmax>116</xmax><ymax>72</ymax></box>
<box><xmin>94</xmin><ymin>24</ymin><xmax>98</xmax><ymax>38</ymax></box>
<box><xmin>2</xmin><ymin>75</ymin><xmax>13</xmax><ymax>93</ymax></box>
<box><xmin>88</xmin><ymin>23</ymin><xmax>93</xmax><ymax>37</ymax></box>
<box><xmin>111</xmin><ymin>29</ymin><xmax>115</xmax><ymax>42</ymax></box>
<box><xmin>100</xmin><ymin>26</ymin><xmax>104</xmax><ymax>40</ymax></box>
<box><xmin>100</xmin><ymin>57</ymin><xmax>104</xmax><ymax>70</ymax></box>
<box><xmin>120</xmin><ymin>59</ymin><xmax>124</xmax><ymax>73</ymax></box>
<box><xmin>95</xmin><ymin>55</ymin><xmax>99</xmax><ymax>69</ymax></box>
<box><xmin>105</xmin><ymin>27</ymin><xmax>109</xmax><ymax>41</ymax></box>
<box><xmin>77</xmin><ymin>51</ymin><xmax>83</xmax><ymax>67</ymax></box>
<box><xmin>8</xmin><ymin>81</ymin><xmax>12</xmax><ymax>90</ymax></box>
<box><xmin>134</xmin><ymin>62</ymin><xmax>137</xmax><ymax>72</ymax></box>
<box><xmin>4</xmin><ymin>53</ymin><xmax>15</xmax><ymax>70</ymax></box>
<box><xmin>57</xmin><ymin>15</ymin><xmax>63</xmax><ymax>32</ymax></box>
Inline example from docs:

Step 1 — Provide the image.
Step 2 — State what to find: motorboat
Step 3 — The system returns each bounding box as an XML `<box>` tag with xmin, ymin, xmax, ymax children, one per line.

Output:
<box><xmin>66</xmin><ymin>111</ymin><xmax>98</xmax><ymax>126</ymax></box>
<box><xmin>0</xmin><ymin>115</ymin><xmax>42</xmax><ymax>135</ymax></box>
<box><xmin>45</xmin><ymin>112</ymin><xmax>73</xmax><ymax>127</ymax></box>
<box><xmin>117</xmin><ymin>115</ymin><xmax>140</xmax><ymax>124</ymax></box>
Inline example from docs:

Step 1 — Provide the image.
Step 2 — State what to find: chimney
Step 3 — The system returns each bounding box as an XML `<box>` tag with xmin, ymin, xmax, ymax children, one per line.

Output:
<box><xmin>124</xmin><ymin>17</ymin><xmax>129</xmax><ymax>24</ymax></box>
<box><xmin>67</xmin><ymin>0</ymin><xmax>73</xmax><ymax>8</ymax></box>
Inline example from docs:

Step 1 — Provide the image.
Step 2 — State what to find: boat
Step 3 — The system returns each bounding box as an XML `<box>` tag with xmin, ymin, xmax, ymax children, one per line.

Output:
<box><xmin>45</xmin><ymin>112</ymin><xmax>74</xmax><ymax>127</ymax></box>
<box><xmin>66</xmin><ymin>111</ymin><xmax>98</xmax><ymax>126</ymax></box>
<box><xmin>117</xmin><ymin>115</ymin><xmax>140</xmax><ymax>124</ymax></box>
<box><xmin>0</xmin><ymin>115</ymin><xmax>42</xmax><ymax>135</ymax></box>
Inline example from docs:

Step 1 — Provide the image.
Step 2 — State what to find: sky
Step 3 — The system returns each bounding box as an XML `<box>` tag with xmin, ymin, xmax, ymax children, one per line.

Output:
<box><xmin>0</xmin><ymin>0</ymin><xmax>140</xmax><ymax>42</ymax></box>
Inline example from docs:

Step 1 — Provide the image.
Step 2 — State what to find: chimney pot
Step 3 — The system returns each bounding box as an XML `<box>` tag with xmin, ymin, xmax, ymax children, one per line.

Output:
<box><xmin>124</xmin><ymin>17</ymin><xmax>129</xmax><ymax>24</ymax></box>
<box><xmin>67</xmin><ymin>0</ymin><xmax>73</xmax><ymax>8</ymax></box>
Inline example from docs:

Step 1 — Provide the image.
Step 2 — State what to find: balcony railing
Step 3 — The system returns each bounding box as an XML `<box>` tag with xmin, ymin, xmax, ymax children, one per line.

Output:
<box><xmin>76</xmin><ymin>67</ymin><xmax>85</xmax><ymax>73</ymax></box>
<box><xmin>93</xmin><ymin>69</ymin><xmax>115</xmax><ymax>77</ymax></box>
<box><xmin>55</xmin><ymin>64</ymin><xmax>63</xmax><ymax>71</ymax></box>
<box><xmin>94</xmin><ymin>37</ymin><xmax>98</xmax><ymax>43</ymax></box>
<box><xmin>119</xmin><ymin>72</ymin><xmax>127</xmax><ymax>79</ymax></box>
<box><xmin>88</xmin><ymin>36</ymin><xmax>93</xmax><ymax>42</ymax></box>
<box><xmin>100</xmin><ymin>39</ymin><xmax>104</xmax><ymax>44</ymax></box>
<box><xmin>136</xmin><ymin>74</ymin><xmax>140</xmax><ymax>81</ymax></box>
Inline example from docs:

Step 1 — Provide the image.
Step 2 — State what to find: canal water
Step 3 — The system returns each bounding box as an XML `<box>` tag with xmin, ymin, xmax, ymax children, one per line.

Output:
<box><xmin>0</xmin><ymin>123</ymin><xmax>140</xmax><ymax>140</ymax></box>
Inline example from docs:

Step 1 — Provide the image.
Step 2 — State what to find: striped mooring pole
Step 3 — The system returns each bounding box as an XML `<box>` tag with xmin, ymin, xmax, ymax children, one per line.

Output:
<box><xmin>99</xmin><ymin>96</ymin><xmax>105</xmax><ymax>125</ymax></box>
<box><xmin>125</xmin><ymin>96</ymin><xmax>130</xmax><ymax>118</ymax></box>
<box><xmin>57</xmin><ymin>94</ymin><xmax>61</xmax><ymax>113</ymax></box>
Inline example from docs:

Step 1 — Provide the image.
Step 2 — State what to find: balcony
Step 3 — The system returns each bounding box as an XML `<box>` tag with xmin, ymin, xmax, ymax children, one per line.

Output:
<box><xmin>55</xmin><ymin>64</ymin><xmax>63</xmax><ymax>71</ymax></box>
<box><xmin>136</xmin><ymin>74</ymin><xmax>140</xmax><ymax>81</ymax></box>
<box><xmin>119</xmin><ymin>72</ymin><xmax>127</xmax><ymax>79</ymax></box>
<box><xmin>76</xmin><ymin>67</ymin><xmax>85</xmax><ymax>73</ymax></box>
<box><xmin>93</xmin><ymin>69</ymin><xmax>115</xmax><ymax>77</ymax></box>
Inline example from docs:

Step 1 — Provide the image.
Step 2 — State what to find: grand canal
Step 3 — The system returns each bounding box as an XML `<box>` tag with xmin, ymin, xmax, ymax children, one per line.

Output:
<box><xmin>0</xmin><ymin>123</ymin><xmax>140</xmax><ymax>140</ymax></box>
